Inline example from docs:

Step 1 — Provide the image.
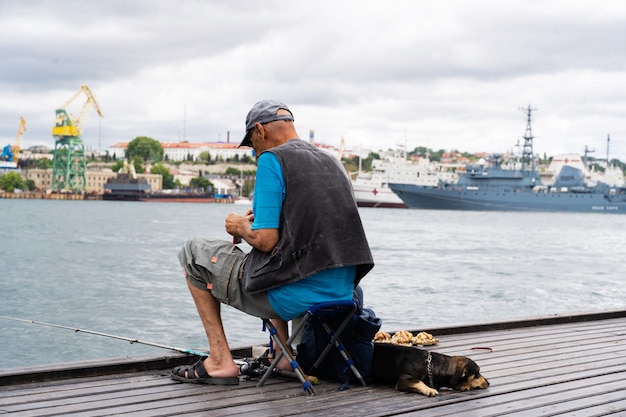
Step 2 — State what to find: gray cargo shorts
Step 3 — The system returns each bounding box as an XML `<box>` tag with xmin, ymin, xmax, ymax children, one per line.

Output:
<box><xmin>177</xmin><ymin>237</ymin><xmax>279</xmax><ymax>319</ymax></box>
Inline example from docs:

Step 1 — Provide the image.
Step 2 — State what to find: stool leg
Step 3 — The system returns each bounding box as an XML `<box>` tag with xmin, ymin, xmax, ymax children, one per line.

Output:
<box><xmin>257</xmin><ymin>319</ymin><xmax>315</xmax><ymax>395</ymax></box>
<box><xmin>309</xmin><ymin>304</ymin><xmax>367</xmax><ymax>387</ymax></box>
<box><xmin>309</xmin><ymin>304</ymin><xmax>356</xmax><ymax>372</ymax></box>
<box><xmin>321</xmin><ymin>322</ymin><xmax>367</xmax><ymax>387</ymax></box>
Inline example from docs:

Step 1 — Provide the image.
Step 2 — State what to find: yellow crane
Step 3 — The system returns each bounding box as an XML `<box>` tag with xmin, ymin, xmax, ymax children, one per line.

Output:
<box><xmin>51</xmin><ymin>85</ymin><xmax>104</xmax><ymax>192</ymax></box>
<box><xmin>52</xmin><ymin>85</ymin><xmax>103</xmax><ymax>139</ymax></box>
<box><xmin>1</xmin><ymin>116</ymin><xmax>26</xmax><ymax>167</ymax></box>
<box><xmin>13</xmin><ymin>115</ymin><xmax>27</xmax><ymax>163</ymax></box>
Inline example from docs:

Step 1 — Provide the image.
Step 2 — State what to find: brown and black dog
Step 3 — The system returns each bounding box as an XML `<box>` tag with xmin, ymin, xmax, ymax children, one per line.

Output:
<box><xmin>372</xmin><ymin>343</ymin><xmax>489</xmax><ymax>396</ymax></box>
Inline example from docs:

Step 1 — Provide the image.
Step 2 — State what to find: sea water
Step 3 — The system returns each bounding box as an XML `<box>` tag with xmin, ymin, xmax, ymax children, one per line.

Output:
<box><xmin>1</xmin><ymin>199</ymin><xmax>624</xmax><ymax>370</ymax></box>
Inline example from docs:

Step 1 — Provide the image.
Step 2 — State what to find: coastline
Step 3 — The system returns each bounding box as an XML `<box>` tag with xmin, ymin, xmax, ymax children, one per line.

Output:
<box><xmin>0</xmin><ymin>191</ymin><xmax>238</xmax><ymax>203</ymax></box>
<box><xmin>0</xmin><ymin>191</ymin><xmax>99</xmax><ymax>200</ymax></box>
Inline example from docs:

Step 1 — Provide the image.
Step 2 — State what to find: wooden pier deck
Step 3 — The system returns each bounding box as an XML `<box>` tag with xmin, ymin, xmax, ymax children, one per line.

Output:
<box><xmin>1</xmin><ymin>310</ymin><xmax>625</xmax><ymax>416</ymax></box>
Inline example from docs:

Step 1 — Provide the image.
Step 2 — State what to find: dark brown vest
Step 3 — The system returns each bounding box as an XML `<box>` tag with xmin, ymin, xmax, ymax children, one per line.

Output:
<box><xmin>242</xmin><ymin>139</ymin><xmax>374</xmax><ymax>293</ymax></box>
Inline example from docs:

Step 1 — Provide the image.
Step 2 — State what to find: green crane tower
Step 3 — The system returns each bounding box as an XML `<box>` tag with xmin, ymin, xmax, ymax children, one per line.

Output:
<box><xmin>51</xmin><ymin>85</ymin><xmax>103</xmax><ymax>193</ymax></box>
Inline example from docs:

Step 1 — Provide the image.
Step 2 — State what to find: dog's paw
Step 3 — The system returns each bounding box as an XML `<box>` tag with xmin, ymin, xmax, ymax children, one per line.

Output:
<box><xmin>397</xmin><ymin>375</ymin><xmax>439</xmax><ymax>396</ymax></box>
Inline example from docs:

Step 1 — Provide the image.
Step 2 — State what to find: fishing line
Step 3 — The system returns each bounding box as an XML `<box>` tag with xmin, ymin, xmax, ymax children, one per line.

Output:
<box><xmin>0</xmin><ymin>315</ymin><xmax>209</xmax><ymax>357</ymax></box>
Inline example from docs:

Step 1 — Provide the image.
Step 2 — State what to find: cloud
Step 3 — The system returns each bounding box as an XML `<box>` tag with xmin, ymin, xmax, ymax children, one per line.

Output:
<box><xmin>1</xmin><ymin>0</ymin><xmax>626</xmax><ymax>162</ymax></box>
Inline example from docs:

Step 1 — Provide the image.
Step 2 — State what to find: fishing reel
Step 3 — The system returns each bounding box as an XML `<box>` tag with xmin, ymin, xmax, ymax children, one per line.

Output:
<box><xmin>236</xmin><ymin>357</ymin><xmax>317</xmax><ymax>384</ymax></box>
<box><xmin>236</xmin><ymin>357</ymin><xmax>265</xmax><ymax>378</ymax></box>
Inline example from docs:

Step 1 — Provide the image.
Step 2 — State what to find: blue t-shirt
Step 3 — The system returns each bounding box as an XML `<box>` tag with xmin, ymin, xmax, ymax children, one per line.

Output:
<box><xmin>253</xmin><ymin>152</ymin><xmax>355</xmax><ymax>321</ymax></box>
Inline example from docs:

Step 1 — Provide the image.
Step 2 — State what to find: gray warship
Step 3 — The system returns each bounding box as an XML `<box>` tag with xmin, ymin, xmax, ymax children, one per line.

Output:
<box><xmin>389</xmin><ymin>107</ymin><xmax>626</xmax><ymax>213</ymax></box>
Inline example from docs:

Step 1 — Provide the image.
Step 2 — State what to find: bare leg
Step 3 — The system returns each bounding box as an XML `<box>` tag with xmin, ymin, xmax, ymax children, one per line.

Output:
<box><xmin>186</xmin><ymin>279</ymin><xmax>239</xmax><ymax>378</ymax></box>
<box><xmin>271</xmin><ymin>318</ymin><xmax>293</xmax><ymax>371</ymax></box>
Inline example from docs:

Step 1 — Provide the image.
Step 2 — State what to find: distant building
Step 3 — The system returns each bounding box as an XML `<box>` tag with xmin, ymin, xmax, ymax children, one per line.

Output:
<box><xmin>210</xmin><ymin>178</ymin><xmax>238</xmax><ymax>198</ymax></box>
<box><xmin>108</xmin><ymin>141</ymin><xmax>253</xmax><ymax>162</ymax></box>
<box><xmin>22</xmin><ymin>169</ymin><xmax>163</xmax><ymax>194</ymax></box>
<box><xmin>108</xmin><ymin>140</ymin><xmax>345</xmax><ymax>162</ymax></box>
<box><xmin>167</xmin><ymin>166</ymin><xmax>195</xmax><ymax>186</ymax></box>
<box><xmin>19</xmin><ymin>146</ymin><xmax>53</xmax><ymax>161</ymax></box>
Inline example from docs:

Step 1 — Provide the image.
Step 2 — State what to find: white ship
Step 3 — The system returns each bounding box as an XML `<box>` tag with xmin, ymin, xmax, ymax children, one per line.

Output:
<box><xmin>352</xmin><ymin>151</ymin><xmax>459</xmax><ymax>208</ymax></box>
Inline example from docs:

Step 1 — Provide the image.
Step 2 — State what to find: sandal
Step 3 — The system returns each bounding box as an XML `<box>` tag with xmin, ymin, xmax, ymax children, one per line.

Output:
<box><xmin>258</xmin><ymin>349</ymin><xmax>273</xmax><ymax>367</ymax></box>
<box><xmin>257</xmin><ymin>349</ymin><xmax>293</xmax><ymax>372</ymax></box>
<box><xmin>170</xmin><ymin>358</ymin><xmax>239</xmax><ymax>385</ymax></box>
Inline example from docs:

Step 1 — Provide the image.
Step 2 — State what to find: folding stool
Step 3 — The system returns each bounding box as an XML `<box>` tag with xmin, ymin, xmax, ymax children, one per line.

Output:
<box><xmin>257</xmin><ymin>299</ymin><xmax>366</xmax><ymax>395</ymax></box>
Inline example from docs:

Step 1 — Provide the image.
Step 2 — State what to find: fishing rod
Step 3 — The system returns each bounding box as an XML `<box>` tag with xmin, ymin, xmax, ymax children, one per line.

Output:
<box><xmin>0</xmin><ymin>315</ymin><xmax>209</xmax><ymax>357</ymax></box>
<box><xmin>0</xmin><ymin>315</ymin><xmax>312</xmax><ymax>381</ymax></box>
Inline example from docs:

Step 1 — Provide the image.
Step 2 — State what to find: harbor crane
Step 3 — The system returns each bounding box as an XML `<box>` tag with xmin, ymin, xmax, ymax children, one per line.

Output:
<box><xmin>51</xmin><ymin>85</ymin><xmax>103</xmax><ymax>192</ymax></box>
<box><xmin>0</xmin><ymin>116</ymin><xmax>26</xmax><ymax>170</ymax></box>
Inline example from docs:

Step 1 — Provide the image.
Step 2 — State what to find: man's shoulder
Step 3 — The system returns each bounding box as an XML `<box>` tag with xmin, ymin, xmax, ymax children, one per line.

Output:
<box><xmin>258</xmin><ymin>150</ymin><xmax>279</xmax><ymax>162</ymax></box>
<box><xmin>273</xmin><ymin>139</ymin><xmax>329</xmax><ymax>158</ymax></box>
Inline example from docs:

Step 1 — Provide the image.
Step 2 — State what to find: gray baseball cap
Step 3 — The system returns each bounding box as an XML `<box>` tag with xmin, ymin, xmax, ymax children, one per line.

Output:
<box><xmin>239</xmin><ymin>99</ymin><xmax>294</xmax><ymax>147</ymax></box>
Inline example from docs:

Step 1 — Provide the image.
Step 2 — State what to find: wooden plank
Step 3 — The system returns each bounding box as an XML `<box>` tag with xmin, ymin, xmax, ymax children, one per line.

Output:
<box><xmin>429</xmin><ymin>317</ymin><xmax>624</xmax><ymax>345</ymax></box>
<box><xmin>0</xmin><ymin>345</ymin><xmax>255</xmax><ymax>386</ymax></box>
<box><xmin>452</xmin><ymin>339</ymin><xmax>625</xmax><ymax>371</ymax></box>
<box><xmin>422</xmin><ymin>377</ymin><xmax>626</xmax><ymax>416</ymax></box>
<box><xmin>202</xmin><ymin>389</ymin><xmax>350</xmax><ymax>417</ymax></box>
<box><xmin>531</xmin><ymin>388</ymin><xmax>626</xmax><ymax>416</ymax></box>
<box><xmin>474</xmin><ymin>338</ymin><xmax>625</xmax><ymax>367</ymax></box>
<box><xmin>0</xmin><ymin>372</ymin><xmax>172</xmax><ymax>404</ymax></box>
<box><xmin>561</xmin><ymin>398</ymin><xmax>626</xmax><ymax>417</ymax></box>
<box><xmin>348</xmin><ymin>355</ymin><xmax>626</xmax><ymax>416</ymax></box>
<box><xmin>484</xmin><ymin>348</ymin><xmax>626</xmax><ymax>383</ymax></box>
<box><xmin>2</xmin><ymin>379</ymin><xmax>277</xmax><ymax>417</ymax></box>
<box><xmin>351</xmin><ymin>375</ymin><xmax>626</xmax><ymax>417</ymax></box>
<box><xmin>434</xmin><ymin>322</ymin><xmax>625</xmax><ymax>354</ymax></box>
<box><xmin>0</xmin><ymin>354</ymin><xmax>190</xmax><ymax>386</ymax></box>
<box><xmin>416</xmin><ymin>310</ymin><xmax>626</xmax><ymax>337</ymax></box>
<box><xmin>96</xmin><ymin>382</ymin><xmax>330</xmax><ymax>417</ymax></box>
<box><xmin>207</xmin><ymin>386</ymin><xmax>395</xmax><ymax>417</ymax></box>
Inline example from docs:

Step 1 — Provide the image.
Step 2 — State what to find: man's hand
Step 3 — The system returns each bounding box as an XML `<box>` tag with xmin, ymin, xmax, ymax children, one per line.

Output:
<box><xmin>225</xmin><ymin>212</ymin><xmax>249</xmax><ymax>239</ymax></box>
<box><xmin>244</xmin><ymin>209</ymin><xmax>254</xmax><ymax>222</ymax></box>
<box><xmin>225</xmin><ymin>212</ymin><xmax>278</xmax><ymax>253</ymax></box>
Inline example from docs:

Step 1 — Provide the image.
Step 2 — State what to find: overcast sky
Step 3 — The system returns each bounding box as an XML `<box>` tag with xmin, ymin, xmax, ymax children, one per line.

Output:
<box><xmin>2</xmin><ymin>0</ymin><xmax>626</xmax><ymax>162</ymax></box>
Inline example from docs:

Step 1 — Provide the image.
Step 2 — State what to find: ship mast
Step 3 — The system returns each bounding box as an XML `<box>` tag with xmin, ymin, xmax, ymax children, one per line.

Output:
<box><xmin>520</xmin><ymin>105</ymin><xmax>536</xmax><ymax>173</ymax></box>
